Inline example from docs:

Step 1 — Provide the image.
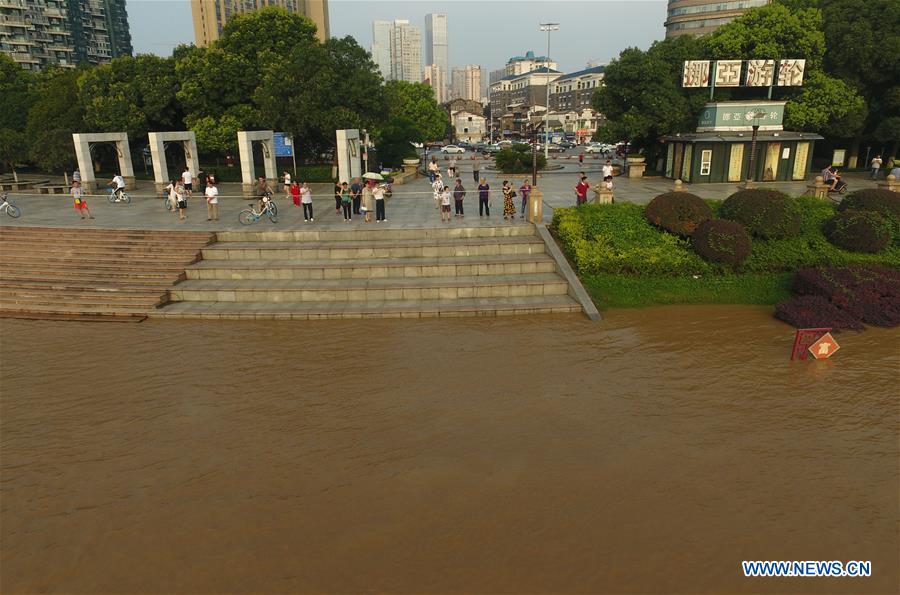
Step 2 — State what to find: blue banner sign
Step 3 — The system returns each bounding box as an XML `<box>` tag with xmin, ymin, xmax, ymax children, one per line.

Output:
<box><xmin>273</xmin><ymin>133</ymin><xmax>293</xmax><ymax>157</ymax></box>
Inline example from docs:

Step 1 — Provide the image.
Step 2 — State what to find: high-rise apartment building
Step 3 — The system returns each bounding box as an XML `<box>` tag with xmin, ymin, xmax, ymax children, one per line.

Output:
<box><xmin>192</xmin><ymin>0</ymin><xmax>330</xmax><ymax>47</ymax></box>
<box><xmin>371</xmin><ymin>20</ymin><xmax>392</xmax><ymax>79</ymax></box>
<box><xmin>424</xmin><ymin>13</ymin><xmax>448</xmax><ymax>93</ymax></box>
<box><xmin>423</xmin><ymin>64</ymin><xmax>446</xmax><ymax>103</ymax></box>
<box><xmin>504</xmin><ymin>50</ymin><xmax>556</xmax><ymax>77</ymax></box>
<box><xmin>664</xmin><ymin>0</ymin><xmax>769</xmax><ymax>37</ymax></box>
<box><xmin>450</xmin><ymin>65</ymin><xmax>481</xmax><ymax>102</ymax></box>
<box><xmin>389</xmin><ymin>19</ymin><xmax>421</xmax><ymax>83</ymax></box>
<box><xmin>0</xmin><ymin>0</ymin><xmax>132</xmax><ymax>70</ymax></box>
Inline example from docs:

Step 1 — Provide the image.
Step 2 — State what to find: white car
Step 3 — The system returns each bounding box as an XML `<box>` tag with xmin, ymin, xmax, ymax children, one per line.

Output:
<box><xmin>441</xmin><ymin>145</ymin><xmax>466</xmax><ymax>154</ymax></box>
<box><xmin>583</xmin><ymin>143</ymin><xmax>608</xmax><ymax>154</ymax></box>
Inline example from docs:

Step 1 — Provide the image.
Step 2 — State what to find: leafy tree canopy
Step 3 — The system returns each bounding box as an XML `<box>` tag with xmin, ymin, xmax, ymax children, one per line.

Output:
<box><xmin>384</xmin><ymin>80</ymin><xmax>451</xmax><ymax>143</ymax></box>
<box><xmin>0</xmin><ymin>54</ymin><xmax>33</xmax><ymax>132</ymax></box>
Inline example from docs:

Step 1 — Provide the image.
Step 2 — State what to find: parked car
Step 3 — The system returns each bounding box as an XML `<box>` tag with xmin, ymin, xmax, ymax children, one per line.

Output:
<box><xmin>547</xmin><ymin>144</ymin><xmax>567</xmax><ymax>153</ymax></box>
<box><xmin>426</xmin><ymin>141</ymin><xmax>444</xmax><ymax>150</ymax></box>
<box><xmin>583</xmin><ymin>142</ymin><xmax>608</xmax><ymax>154</ymax></box>
<box><xmin>441</xmin><ymin>144</ymin><xmax>466</xmax><ymax>154</ymax></box>
<box><xmin>481</xmin><ymin>144</ymin><xmax>501</xmax><ymax>154</ymax></box>
<box><xmin>556</xmin><ymin>140</ymin><xmax>576</xmax><ymax>149</ymax></box>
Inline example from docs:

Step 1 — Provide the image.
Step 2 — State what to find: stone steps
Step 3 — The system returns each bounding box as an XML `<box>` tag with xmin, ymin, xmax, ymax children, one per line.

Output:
<box><xmin>150</xmin><ymin>295</ymin><xmax>583</xmax><ymax>320</ymax></box>
<box><xmin>202</xmin><ymin>236</ymin><xmax>546</xmax><ymax>261</ymax></box>
<box><xmin>186</xmin><ymin>254</ymin><xmax>557</xmax><ymax>280</ymax></box>
<box><xmin>215</xmin><ymin>226</ymin><xmax>537</xmax><ymax>242</ymax></box>
<box><xmin>171</xmin><ymin>274</ymin><xmax>569</xmax><ymax>303</ymax></box>
<box><xmin>0</xmin><ymin>227</ymin><xmax>214</xmax><ymax>320</ymax></box>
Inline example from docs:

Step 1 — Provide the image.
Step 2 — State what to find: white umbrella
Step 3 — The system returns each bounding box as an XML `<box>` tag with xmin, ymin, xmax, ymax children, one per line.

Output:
<box><xmin>362</xmin><ymin>172</ymin><xmax>384</xmax><ymax>181</ymax></box>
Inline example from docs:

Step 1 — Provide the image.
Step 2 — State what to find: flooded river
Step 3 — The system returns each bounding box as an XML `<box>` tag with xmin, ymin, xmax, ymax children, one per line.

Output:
<box><xmin>1</xmin><ymin>306</ymin><xmax>897</xmax><ymax>593</ymax></box>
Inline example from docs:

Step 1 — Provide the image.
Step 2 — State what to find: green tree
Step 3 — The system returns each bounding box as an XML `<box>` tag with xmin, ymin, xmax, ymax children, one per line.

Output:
<box><xmin>383</xmin><ymin>81</ymin><xmax>449</xmax><ymax>142</ymax></box>
<box><xmin>0</xmin><ymin>128</ymin><xmax>27</xmax><ymax>182</ymax></box>
<box><xmin>592</xmin><ymin>36</ymin><xmax>706</xmax><ymax>155</ymax></box>
<box><xmin>175</xmin><ymin>45</ymin><xmax>260</xmax><ymax>129</ymax></box>
<box><xmin>255</xmin><ymin>36</ymin><xmax>385</xmax><ymax>153</ymax></box>
<box><xmin>0</xmin><ymin>54</ymin><xmax>33</xmax><ymax>132</ymax></box>
<box><xmin>26</xmin><ymin>67</ymin><xmax>86</xmax><ymax>172</ymax></box>
<box><xmin>215</xmin><ymin>6</ymin><xmax>318</xmax><ymax>68</ymax></box>
<box><xmin>186</xmin><ymin>113</ymin><xmax>244</xmax><ymax>155</ymax></box>
<box><xmin>376</xmin><ymin>118</ymin><xmax>420</xmax><ymax>167</ymax></box>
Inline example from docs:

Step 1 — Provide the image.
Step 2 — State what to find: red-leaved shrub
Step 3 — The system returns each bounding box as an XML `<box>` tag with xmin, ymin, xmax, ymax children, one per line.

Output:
<box><xmin>774</xmin><ymin>295</ymin><xmax>864</xmax><ymax>331</ymax></box>
<box><xmin>644</xmin><ymin>192</ymin><xmax>713</xmax><ymax>237</ymax></box>
<box><xmin>791</xmin><ymin>265</ymin><xmax>900</xmax><ymax>327</ymax></box>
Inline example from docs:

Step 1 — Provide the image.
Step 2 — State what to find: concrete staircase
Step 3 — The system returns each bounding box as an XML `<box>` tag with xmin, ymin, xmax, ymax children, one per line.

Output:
<box><xmin>153</xmin><ymin>226</ymin><xmax>583</xmax><ymax>319</ymax></box>
<box><xmin>0</xmin><ymin>226</ymin><xmax>214</xmax><ymax>321</ymax></box>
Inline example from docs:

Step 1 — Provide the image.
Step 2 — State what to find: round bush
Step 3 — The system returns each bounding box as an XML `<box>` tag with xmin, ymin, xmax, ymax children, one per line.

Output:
<box><xmin>774</xmin><ymin>295</ymin><xmax>864</xmax><ymax>331</ymax></box>
<box><xmin>824</xmin><ymin>210</ymin><xmax>892</xmax><ymax>253</ymax></box>
<box><xmin>837</xmin><ymin>189</ymin><xmax>900</xmax><ymax>221</ymax></box>
<box><xmin>719</xmin><ymin>189</ymin><xmax>801</xmax><ymax>239</ymax></box>
<box><xmin>644</xmin><ymin>192</ymin><xmax>713</xmax><ymax>237</ymax></box>
<box><xmin>692</xmin><ymin>219</ymin><xmax>752</xmax><ymax>266</ymax></box>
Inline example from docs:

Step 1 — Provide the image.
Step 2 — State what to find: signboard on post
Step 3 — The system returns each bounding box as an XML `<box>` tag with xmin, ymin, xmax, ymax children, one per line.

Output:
<box><xmin>682</xmin><ymin>59</ymin><xmax>805</xmax><ymax>89</ymax></box>
<box><xmin>809</xmin><ymin>332</ymin><xmax>840</xmax><ymax>359</ymax></box>
<box><xmin>790</xmin><ymin>328</ymin><xmax>832</xmax><ymax>360</ymax></box>
<box><xmin>696</xmin><ymin>101</ymin><xmax>786</xmax><ymax>132</ymax></box>
<box><xmin>273</xmin><ymin>132</ymin><xmax>293</xmax><ymax>157</ymax></box>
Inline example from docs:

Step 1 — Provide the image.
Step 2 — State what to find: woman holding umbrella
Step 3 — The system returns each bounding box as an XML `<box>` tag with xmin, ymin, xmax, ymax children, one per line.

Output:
<box><xmin>361</xmin><ymin>172</ymin><xmax>385</xmax><ymax>224</ymax></box>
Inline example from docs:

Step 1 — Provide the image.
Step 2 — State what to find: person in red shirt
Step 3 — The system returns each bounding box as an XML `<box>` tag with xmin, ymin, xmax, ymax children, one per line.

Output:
<box><xmin>290</xmin><ymin>181</ymin><xmax>301</xmax><ymax>207</ymax></box>
<box><xmin>574</xmin><ymin>175</ymin><xmax>590</xmax><ymax>206</ymax></box>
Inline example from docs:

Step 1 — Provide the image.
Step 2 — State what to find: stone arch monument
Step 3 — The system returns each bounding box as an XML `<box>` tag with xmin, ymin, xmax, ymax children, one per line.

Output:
<box><xmin>72</xmin><ymin>133</ymin><xmax>135</xmax><ymax>191</ymax></box>
<box><xmin>237</xmin><ymin>130</ymin><xmax>276</xmax><ymax>194</ymax></box>
<box><xmin>148</xmin><ymin>131</ymin><xmax>200</xmax><ymax>190</ymax></box>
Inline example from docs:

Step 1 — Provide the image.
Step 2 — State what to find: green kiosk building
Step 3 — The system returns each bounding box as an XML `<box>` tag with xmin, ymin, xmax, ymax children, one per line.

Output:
<box><xmin>661</xmin><ymin>101</ymin><xmax>822</xmax><ymax>184</ymax></box>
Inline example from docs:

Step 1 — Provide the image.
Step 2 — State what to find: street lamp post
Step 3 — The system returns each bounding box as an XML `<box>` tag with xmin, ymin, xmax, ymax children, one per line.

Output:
<box><xmin>745</xmin><ymin>111</ymin><xmax>765</xmax><ymax>186</ymax></box>
<box><xmin>540</xmin><ymin>22</ymin><xmax>559</xmax><ymax>161</ymax></box>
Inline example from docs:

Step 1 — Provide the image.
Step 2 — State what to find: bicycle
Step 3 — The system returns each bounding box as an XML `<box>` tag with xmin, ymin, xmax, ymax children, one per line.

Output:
<box><xmin>107</xmin><ymin>187</ymin><xmax>131</xmax><ymax>204</ymax></box>
<box><xmin>238</xmin><ymin>195</ymin><xmax>278</xmax><ymax>225</ymax></box>
<box><xmin>0</xmin><ymin>194</ymin><xmax>21</xmax><ymax>218</ymax></box>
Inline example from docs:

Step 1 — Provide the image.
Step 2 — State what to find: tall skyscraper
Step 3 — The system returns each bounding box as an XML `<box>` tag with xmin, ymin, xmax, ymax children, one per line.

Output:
<box><xmin>192</xmin><ymin>0</ymin><xmax>330</xmax><ymax>47</ymax></box>
<box><xmin>424</xmin><ymin>14</ymin><xmax>448</xmax><ymax>92</ymax></box>
<box><xmin>0</xmin><ymin>0</ymin><xmax>132</xmax><ymax>70</ymax></box>
<box><xmin>371</xmin><ymin>20</ymin><xmax>392</xmax><ymax>79</ymax></box>
<box><xmin>423</xmin><ymin>64</ymin><xmax>446</xmax><ymax>103</ymax></box>
<box><xmin>389</xmin><ymin>20</ymin><xmax>422</xmax><ymax>83</ymax></box>
<box><xmin>665</xmin><ymin>0</ymin><xmax>770</xmax><ymax>37</ymax></box>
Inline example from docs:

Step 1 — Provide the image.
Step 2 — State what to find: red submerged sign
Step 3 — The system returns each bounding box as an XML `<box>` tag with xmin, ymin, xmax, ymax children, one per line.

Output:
<box><xmin>790</xmin><ymin>328</ymin><xmax>832</xmax><ymax>360</ymax></box>
<box><xmin>808</xmin><ymin>332</ymin><xmax>840</xmax><ymax>360</ymax></box>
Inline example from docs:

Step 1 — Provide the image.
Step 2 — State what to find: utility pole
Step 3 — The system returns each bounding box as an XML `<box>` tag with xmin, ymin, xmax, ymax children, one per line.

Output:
<box><xmin>540</xmin><ymin>22</ymin><xmax>559</xmax><ymax>161</ymax></box>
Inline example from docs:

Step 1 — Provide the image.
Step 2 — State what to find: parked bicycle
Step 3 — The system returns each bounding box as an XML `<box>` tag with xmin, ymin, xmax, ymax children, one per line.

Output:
<box><xmin>238</xmin><ymin>194</ymin><xmax>278</xmax><ymax>225</ymax></box>
<box><xmin>0</xmin><ymin>194</ymin><xmax>21</xmax><ymax>218</ymax></box>
<box><xmin>106</xmin><ymin>187</ymin><xmax>131</xmax><ymax>204</ymax></box>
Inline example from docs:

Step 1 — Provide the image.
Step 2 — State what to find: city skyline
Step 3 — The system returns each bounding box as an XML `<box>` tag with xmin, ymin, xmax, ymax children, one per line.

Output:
<box><xmin>126</xmin><ymin>0</ymin><xmax>668</xmax><ymax>75</ymax></box>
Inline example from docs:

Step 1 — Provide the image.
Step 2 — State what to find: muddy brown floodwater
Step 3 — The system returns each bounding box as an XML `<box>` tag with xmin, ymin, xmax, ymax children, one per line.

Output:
<box><xmin>1</xmin><ymin>306</ymin><xmax>898</xmax><ymax>594</ymax></box>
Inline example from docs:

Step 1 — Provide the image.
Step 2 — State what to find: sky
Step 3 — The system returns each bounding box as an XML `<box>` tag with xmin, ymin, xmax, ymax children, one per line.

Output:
<box><xmin>127</xmin><ymin>0</ymin><xmax>668</xmax><ymax>74</ymax></box>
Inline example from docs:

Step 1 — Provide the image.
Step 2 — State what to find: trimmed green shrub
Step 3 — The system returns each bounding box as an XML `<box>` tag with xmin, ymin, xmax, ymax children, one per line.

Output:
<box><xmin>644</xmin><ymin>192</ymin><xmax>713</xmax><ymax>237</ymax></box>
<box><xmin>494</xmin><ymin>145</ymin><xmax>547</xmax><ymax>173</ymax></box>
<box><xmin>837</xmin><ymin>189</ymin><xmax>900</xmax><ymax>221</ymax></box>
<box><xmin>719</xmin><ymin>189</ymin><xmax>801</xmax><ymax>239</ymax></box>
<box><xmin>693</xmin><ymin>219</ymin><xmax>752</xmax><ymax>266</ymax></box>
<box><xmin>551</xmin><ymin>204</ymin><xmax>710</xmax><ymax>276</ymax></box>
<box><xmin>824</xmin><ymin>210</ymin><xmax>892</xmax><ymax>253</ymax></box>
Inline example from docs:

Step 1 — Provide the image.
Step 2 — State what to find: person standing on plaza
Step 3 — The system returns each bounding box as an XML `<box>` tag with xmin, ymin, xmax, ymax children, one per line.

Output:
<box><xmin>574</xmin><ymin>175</ymin><xmax>589</xmax><ymax>206</ymax></box>
<box><xmin>478</xmin><ymin>178</ymin><xmax>490</xmax><ymax>217</ymax></box>
<box><xmin>374</xmin><ymin>182</ymin><xmax>387</xmax><ymax>222</ymax></box>
<box><xmin>472</xmin><ymin>154</ymin><xmax>481</xmax><ymax>183</ymax></box>
<box><xmin>205</xmin><ymin>179</ymin><xmax>219</xmax><ymax>221</ymax></box>
<box><xmin>362</xmin><ymin>179</ymin><xmax>375</xmax><ymax>223</ymax></box>
<box><xmin>300</xmin><ymin>182</ymin><xmax>314</xmax><ymax>222</ymax></box>
<box><xmin>453</xmin><ymin>178</ymin><xmax>466</xmax><ymax>218</ymax></box>
<box><xmin>428</xmin><ymin>158</ymin><xmax>439</xmax><ymax>183</ymax></box>
<box><xmin>291</xmin><ymin>180</ymin><xmax>300</xmax><ymax>207</ymax></box>
<box><xmin>71</xmin><ymin>180</ymin><xmax>93</xmax><ymax>219</ymax></box>
<box><xmin>440</xmin><ymin>185</ymin><xmax>452</xmax><ymax>222</ymax></box>
<box><xmin>870</xmin><ymin>155</ymin><xmax>882</xmax><ymax>180</ymax></box>
<box><xmin>333</xmin><ymin>180</ymin><xmax>342</xmax><ymax>214</ymax></box>
<box><xmin>283</xmin><ymin>170</ymin><xmax>291</xmax><ymax>200</ymax></box>
<box><xmin>502</xmin><ymin>181</ymin><xmax>516</xmax><ymax>221</ymax></box>
<box><xmin>340</xmin><ymin>182</ymin><xmax>352</xmax><ymax>222</ymax></box>
<box><xmin>603</xmin><ymin>159</ymin><xmax>614</xmax><ymax>179</ymax></box>
<box><xmin>519</xmin><ymin>179</ymin><xmax>532</xmax><ymax>219</ymax></box>
<box><xmin>579</xmin><ymin>153</ymin><xmax>584</xmax><ymax>166</ymax></box>
<box><xmin>350</xmin><ymin>177</ymin><xmax>362</xmax><ymax>215</ymax></box>
<box><xmin>432</xmin><ymin>173</ymin><xmax>444</xmax><ymax>209</ymax></box>
<box><xmin>197</xmin><ymin>168</ymin><xmax>207</xmax><ymax>197</ymax></box>
<box><xmin>181</xmin><ymin>167</ymin><xmax>193</xmax><ymax>198</ymax></box>
<box><xmin>166</xmin><ymin>178</ymin><xmax>187</xmax><ymax>220</ymax></box>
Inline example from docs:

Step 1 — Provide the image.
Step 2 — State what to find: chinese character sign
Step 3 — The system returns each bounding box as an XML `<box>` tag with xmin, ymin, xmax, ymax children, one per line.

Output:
<box><xmin>682</xmin><ymin>61</ymin><xmax>710</xmax><ymax>88</ymax></box>
<box><xmin>777</xmin><ymin>59</ymin><xmax>806</xmax><ymax>86</ymax></box>
<box><xmin>714</xmin><ymin>60</ymin><xmax>742</xmax><ymax>87</ymax></box>
<box><xmin>745</xmin><ymin>60</ymin><xmax>775</xmax><ymax>87</ymax></box>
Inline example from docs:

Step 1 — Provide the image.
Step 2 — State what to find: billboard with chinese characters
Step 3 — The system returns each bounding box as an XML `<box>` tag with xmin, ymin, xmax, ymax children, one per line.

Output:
<box><xmin>272</xmin><ymin>132</ymin><xmax>294</xmax><ymax>157</ymax></box>
<box><xmin>697</xmin><ymin>101</ymin><xmax>786</xmax><ymax>132</ymax></box>
<box><xmin>683</xmin><ymin>60</ymin><xmax>805</xmax><ymax>88</ymax></box>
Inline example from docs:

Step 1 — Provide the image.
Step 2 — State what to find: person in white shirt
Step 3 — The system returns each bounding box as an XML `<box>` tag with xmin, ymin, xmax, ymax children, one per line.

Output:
<box><xmin>870</xmin><ymin>155</ymin><xmax>882</xmax><ymax>180</ymax></box>
<box><xmin>374</xmin><ymin>184</ymin><xmax>387</xmax><ymax>222</ymax></box>
<box><xmin>427</xmin><ymin>159</ymin><xmax>439</xmax><ymax>183</ymax></box>
<box><xmin>109</xmin><ymin>174</ymin><xmax>126</xmax><ymax>201</ymax></box>
<box><xmin>282</xmin><ymin>170</ymin><xmax>292</xmax><ymax>199</ymax></box>
<box><xmin>181</xmin><ymin>167</ymin><xmax>193</xmax><ymax>197</ymax></box>
<box><xmin>165</xmin><ymin>179</ymin><xmax>187</xmax><ymax>219</ymax></box>
<box><xmin>440</xmin><ymin>186</ymin><xmax>452</xmax><ymax>222</ymax></box>
<box><xmin>300</xmin><ymin>182</ymin><xmax>313</xmax><ymax>222</ymax></box>
<box><xmin>602</xmin><ymin>159</ymin><xmax>614</xmax><ymax>179</ymax></box>
<box><xmin>205</xmin><ymin>180</ymin><xmax>219</xmax><ymax>221</ymax></box>
<box><xmin>432</xmin><ymin>174</ymin><xmax>443</xmax><ymax>209</ymax></box>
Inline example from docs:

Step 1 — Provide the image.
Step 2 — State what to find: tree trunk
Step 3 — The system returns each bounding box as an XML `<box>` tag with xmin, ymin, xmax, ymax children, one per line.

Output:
<box><xmin>11</xmin><ymin>167</ymin><xmax>18</xmax><ymax>183</ymax></box>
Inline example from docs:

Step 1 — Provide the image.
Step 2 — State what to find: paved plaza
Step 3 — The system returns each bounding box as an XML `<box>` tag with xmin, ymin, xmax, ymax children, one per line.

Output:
<box><xmin>0</xmin><ymin>160</ymin><xmax>881</xmax><ymax>232</ymax></box>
